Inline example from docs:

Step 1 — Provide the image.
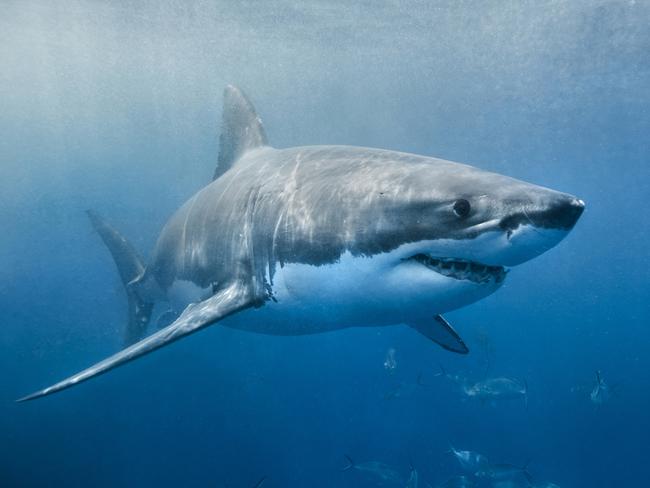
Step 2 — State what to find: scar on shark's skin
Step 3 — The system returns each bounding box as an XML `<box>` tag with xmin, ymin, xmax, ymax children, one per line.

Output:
<box><xmin>18</xmin><ymin>85</ymin><xmax>585</xmax><ymax>401</ymax></box>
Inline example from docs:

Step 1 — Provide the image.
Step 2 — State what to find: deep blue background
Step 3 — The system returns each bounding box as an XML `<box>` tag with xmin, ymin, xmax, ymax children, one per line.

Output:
<box><xmin>1</xmin><ymin>1</ymin><xmax>648</xmax><ymax>487</ymax></box>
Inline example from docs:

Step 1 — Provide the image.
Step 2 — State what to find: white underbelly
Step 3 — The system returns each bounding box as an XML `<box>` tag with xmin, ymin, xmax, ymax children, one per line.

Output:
<box><xmin>221</xmin><ymin>259</ymin><xmax>398</xmax><ymax>335</ymax></box>
<box><xmin>220</xmin><ymin>251</ymin><xmax>500</xmax><ymax>336</ymax></box>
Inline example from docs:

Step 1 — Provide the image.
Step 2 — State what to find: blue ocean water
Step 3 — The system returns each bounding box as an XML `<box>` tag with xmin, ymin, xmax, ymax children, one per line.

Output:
<box><xmin>1</xmin><ymin>1</ymin><xmax>649</xmax><ymax>487</ymax></box>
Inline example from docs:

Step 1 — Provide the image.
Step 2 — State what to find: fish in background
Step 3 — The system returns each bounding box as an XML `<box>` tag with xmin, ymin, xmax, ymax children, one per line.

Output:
<box><xmin>436</xmin><ymin>367</ymin><xmax>528</xmax><ymax>408</ymax></box>
<box><xmin>426</xmin><ymin>475</ymin><xmax>476</xmax><ymax>488</ymax></box>
<box><xmin>462</xmin><ymin>377</ymin><xmax>528</xmax><ymax>408</ymax></box>
<box><xmin>448</xmin><ymin>445</ymin><xmax>489</xmax><ymax>474</ymax></box>
<box><xmin>343</xmin><ymin>455</ymin><xmax>404</xmax><ymax>485</ymax></box>
<box><xmin>571</xmin><ymin>370</ymin><xmax>619</xmax><ymax>406</ymax></box>
<box><xmin>590</xmin><ymin>370</ymin><xmax>611</xmax><ymax>405</ymax></box>
<box><xmin>532</xmin><ymin>483</ymin><xmax>561</xmax><ymax>488</ymax></box>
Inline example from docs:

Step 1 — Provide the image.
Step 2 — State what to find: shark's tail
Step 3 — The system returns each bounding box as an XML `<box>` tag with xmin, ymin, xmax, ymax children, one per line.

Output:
<box><xmin>87</xmin><ymin>210</ymin><xmax>153</xmax><ymax>346</ymax></box>
<box><xmin>342</xmin><ymin>455</ymin><xmax>355</xmax><ymax>471</ymax></box>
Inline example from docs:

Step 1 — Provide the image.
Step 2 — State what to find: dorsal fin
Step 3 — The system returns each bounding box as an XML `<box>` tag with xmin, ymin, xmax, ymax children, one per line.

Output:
<box><xmin>213</xmin><ymin>85</ymin><xmax>268</xmax><ymax>180</ymax></box>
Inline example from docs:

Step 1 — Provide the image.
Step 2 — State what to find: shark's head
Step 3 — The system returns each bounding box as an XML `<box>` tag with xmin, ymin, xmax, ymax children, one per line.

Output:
<box><xmin>334</xmin><ymin>151</ymin><xmax>585</xmax><ymax>316</ymax></box>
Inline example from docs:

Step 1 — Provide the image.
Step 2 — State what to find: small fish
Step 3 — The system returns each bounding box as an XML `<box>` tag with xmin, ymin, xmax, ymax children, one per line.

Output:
<box><xmin>343</xmin><ymin>455</ymin><xmax>404</xmax><ymax>485</ymax></box>
<box><xmin>448</xmin><ymin>445</ymin><xmax>489</xmax><ymax>473</ymax></box>
<box><xmin>463</xmin><ymin>377</ymin><xmax>528</xmax><ymax>408</ymax></box>
<box><xmin>590</xmin><ymin>370</ymin><xmax>610</xmax><ymax>405</ymax></box>
<box><xmin>533</xmin><ymin>483</ymin><xmax>561</xmax><ymax>488</ymax></box>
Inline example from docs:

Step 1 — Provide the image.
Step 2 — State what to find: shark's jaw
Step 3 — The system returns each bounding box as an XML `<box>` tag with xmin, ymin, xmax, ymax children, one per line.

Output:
<box><xmin>405</xmin><ymin>253</ymin><xmax>507</xmax><ymax>285</ymax></box>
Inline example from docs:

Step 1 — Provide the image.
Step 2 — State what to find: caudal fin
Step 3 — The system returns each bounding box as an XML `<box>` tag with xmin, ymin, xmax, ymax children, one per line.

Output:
<box><xmin>87</xmin><ymin>210</ymin><xmax>153</xmax><ymax>345</ymax></box>
<box><xmin>342</xmin><ymin>455</ymin><xmax>355</xmax><ymax>471</ymax></box>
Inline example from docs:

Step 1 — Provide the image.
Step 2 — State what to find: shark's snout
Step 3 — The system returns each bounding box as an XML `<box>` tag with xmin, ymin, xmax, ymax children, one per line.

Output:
<box><xmin>492</xmin><ymin>194</ymin><xmax>585</xmax><ymax>267</ymax></box>
<box><xmin>531</xmin><ymin>196</ymin><xmax>585</xmax><ymax>230</ymax></box>
<box><xmin>500</xmin><ymin>195</ymin><xmax>585</xmax><ymax>233</ymax></box>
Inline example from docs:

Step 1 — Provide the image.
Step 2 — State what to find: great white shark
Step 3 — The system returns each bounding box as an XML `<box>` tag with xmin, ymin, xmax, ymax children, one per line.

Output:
<box><xmin>19</xmin><ymin>85</ymin><xmax>584</xmax><ymax>401</ymax></box>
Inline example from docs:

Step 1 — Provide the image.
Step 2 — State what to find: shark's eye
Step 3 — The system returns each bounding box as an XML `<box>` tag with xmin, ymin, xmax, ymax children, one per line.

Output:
<box><xmin>453</xmin><ymin>199</ymin><xmax>471</xmax><ymax>218</ymax></box>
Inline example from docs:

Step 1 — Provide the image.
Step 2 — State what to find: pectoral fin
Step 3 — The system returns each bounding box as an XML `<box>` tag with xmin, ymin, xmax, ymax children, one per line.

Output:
<box><xmin>17</xmin><ymin>281</ymin><xmax>255</xmax><ymax>402</ymax></box>
<box><xmin>409</xmin><ymin>315</ymin><xmax>469</xmax><ymax>354</ymax></box>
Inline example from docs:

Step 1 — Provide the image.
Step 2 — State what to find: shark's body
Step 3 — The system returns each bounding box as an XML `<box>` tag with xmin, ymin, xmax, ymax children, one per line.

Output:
<box><xmin>154</xmin><ymin>145</ymin><xmax>517</xmax><ymax>337</ymax></box>
<box><xmin>19</xmin><ymin>85</ymin><xmax>584</xmax><ymax>401</ymax></box>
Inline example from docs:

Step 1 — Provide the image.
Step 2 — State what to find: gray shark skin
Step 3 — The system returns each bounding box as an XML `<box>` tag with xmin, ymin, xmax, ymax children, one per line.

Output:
<box><xmin>18</xmin><ymin>85</ymin><xmax>584</xmax><ymax>401</ymax></box>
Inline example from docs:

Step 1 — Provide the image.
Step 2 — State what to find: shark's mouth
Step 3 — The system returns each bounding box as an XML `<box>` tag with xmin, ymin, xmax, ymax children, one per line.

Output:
<box><xmin>407</xmin><ymin>254</ymin><xmax>507</xmax><ymax>284</ymax></box>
